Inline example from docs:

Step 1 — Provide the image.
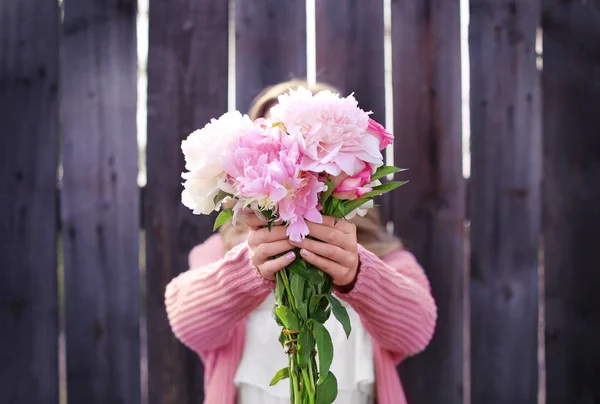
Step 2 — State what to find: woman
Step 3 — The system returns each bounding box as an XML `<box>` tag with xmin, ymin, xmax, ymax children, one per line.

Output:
<box><xmin>165</xmin><ymin>80</ymin><xmax>437</xmax><ymax>403</ymax></box>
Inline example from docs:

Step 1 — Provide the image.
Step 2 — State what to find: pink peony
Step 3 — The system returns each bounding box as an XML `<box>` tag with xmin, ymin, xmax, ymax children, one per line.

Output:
<box><xmin>269</xmin><ymin>87</ymin><xmax>384</xmax><ymax>177</ymax></box>
<box><xmin>278</xmin><ymin>174</ymin><xmax>328</xmax><ymax>242</ymax></box>
<box><xmin>220</xmin><ymin>122</ymin><xmax>299</xmax><ymax>210</ymax></box>
<box><xmin>367</xmin><ymin>118</ymin><xmax>394</xmax><ymax>150</ymax></box>
<box><xmin>220</xmin><ymin>120</ymin><xmax>327</xmax><ymax>241</ymax></box>
<box><xmin>332</xmin><ymin>165</ymin><xmax>374</xmax><ymax>200</ymax></box>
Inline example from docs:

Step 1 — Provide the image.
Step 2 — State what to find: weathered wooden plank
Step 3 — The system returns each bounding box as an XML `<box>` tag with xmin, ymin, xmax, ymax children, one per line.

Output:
<box><xmin>61</xmin><ymin>0</ymin><xmax>140</xmax><ymax>402</ymax></box>
<box><xmin>146</xmin><ymin>1</ymin><xmax>229</xmax><ymax>403</ymax></box>
<box><xmin>0</xmin><ymin>1</ymin><xmax>59</xmax><ymax>402</ymax></box>
<box><xmin>235</xmin><ymin>0</ymin><xmax>307</xmax><ymax>112</ymax></box>
<box><xmin>542</xmin><ymin>1</ymin><xmax>600</xmax><ymax>403</ymax></box>
<box><xmin>391</xmin><ymin>1</ymin><xmax>465</xmax><ymax>403</ymax></box>
<box><xmin>315</xmin><ymin>0</ymin><xmax>385</xmax><ymax>123</ymax></box>
<box><xmin>469</xmin><ymin>0</ymin><xmax>541</xmax><ymax>402</ymax></box>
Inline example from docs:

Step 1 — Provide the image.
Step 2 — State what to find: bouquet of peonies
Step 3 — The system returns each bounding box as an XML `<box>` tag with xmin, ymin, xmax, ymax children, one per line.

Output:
<box><xmin>181</xmin><ymin>87</ymin><xmax>405</xmax><ymax>404</ymax></box>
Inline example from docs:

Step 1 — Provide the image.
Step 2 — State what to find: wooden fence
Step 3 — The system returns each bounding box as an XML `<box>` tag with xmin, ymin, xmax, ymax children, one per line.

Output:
<box><xmin>1</xmin><ymin>0</ymin><xmax>598</xmax><ymax>403</ymax></box>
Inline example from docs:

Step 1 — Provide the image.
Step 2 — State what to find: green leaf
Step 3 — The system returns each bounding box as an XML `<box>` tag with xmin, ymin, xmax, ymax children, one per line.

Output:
<box><xmin>275</xmin><ymin>272</ymin><xmax>285</xmax><ymax>305</ymax></box>
<box><xmin>272</xmin><ymin>305</ymin><xmax>284</xmax><ymax>327</ymax></box>
<box><xmin>213</xmin><ymin>208</ymin><xmax>233</xmax><ymax>231</ymax></box>
<box><xmin>212</xmin><ymin>190</ymin><xmax>230</xmax><ymax>206</ymax></box>
<box><xmin>309</xmin><ymin>294</ymin><xmax>324</xmax><ymax>314</ymax></box>
<box><xmin>320</xmin><ymin>272</ymin><xmax>334</xmax><ymax>295</ymax></box>
<box><xmin>276</xmin><ymin>306</ymin><xmax>300</xmax><ymax>331</ymax></box>
<box><xmin>316</xmin><ymin>372</ymin><xmax>338</xmax><ymax>404</ymax></box>
<box><xmin>290</xmin><ymin>272</ymin><xmax>306</xmax><ymax>310</ymax></box>
<box><xmin>296</xmin><ymin>301</ymin><xmax>308</xmax><ymax>321</ymax></box>
<box><xmin>326</xmin><ymin>295</ymin><xmax>352</xmax><ymax>338</ymax></box>
<box><xmin>312</xmin><ymin>308</ymin><xmax>331</xmax><ymax>323</ymax></box>
<box><xmin>320</xmin><ymin>177</ymin><xmax>334</xmax><ymax>207</ymax></box>
<box><xmin>313</xmin><ymin>322</ymin><xmax>334</xmax><ymax>384</ymax></box>
<box><xmin>297</xmin><ymin>324</ymin><xmax>315</xmax><ymax>369</ymax></box>
<box><xmin>329</xmin><ymin>198</ymin><xmax>340</xmax><ymax>217</ymax></box>
<box><xmin>370</xmin><ymin>166</ymin><xmax>406</xmax><ymax>182</ymax></box>
<box><xmin>288</xmin><ymin>258</ymin><xmax>325</xmax><ymax>284</ymax></box>
<box><xmin>339</xmin><ymin>197</ymin><xmax>371</xmax><ymax>218</ymax></box>
<box><xmin>360</xmin><ymin>181</ymin><xmax>408</xmax><ymax>199</ymax></box>
<box><xmin>269</xmin><ymin>367</ymin><xmax>290</xmax><ymax>386</ymax></box>
<box><xmin>278</xmin><ymin>329</ymin><xmax>286</xmax><ymax>346</ymax></box>
<box><xmin>267</xmin><ymin>219</ymin><xmax>274</xmax><ymax>232</ymax></box>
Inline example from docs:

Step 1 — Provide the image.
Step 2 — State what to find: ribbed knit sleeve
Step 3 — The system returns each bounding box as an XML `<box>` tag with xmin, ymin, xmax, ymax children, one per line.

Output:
<box><xmin>336</xmin><ymin>245</ymin><xmax>437</xmax><ymax>358</ymax></box>
<box><xmin>165</xmin><ymin>242</ymin><xmax>274</xmax><ymax>353</ymax></box>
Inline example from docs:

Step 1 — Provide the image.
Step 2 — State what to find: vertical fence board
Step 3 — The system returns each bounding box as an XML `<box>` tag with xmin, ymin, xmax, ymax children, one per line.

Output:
<box><xmin>315</xmin><ymin>0</ymin><xmax>385</xmax><ymax>124</ymax></box>
<box><xmin>235</xmin><ymin>0</ymin><xmax>306</xmax><ymax>112</ymax></box>
<box><xmin>0</xmin><ymin>1</ymin><xmax>59</xmax><ymax>402</ymax></box>
<box><xmin>469</xmin><ymin>0</ymin><xmax>541</xmax><ymax>402</ymax></box>
<box><xmin>543</xmin><ymin>2</ymin><xmax>600</xmax><ymax>403</ymax></box>
<box><xmin>146</xmin><ymin>1</ymin><xmax>229</xmax><ymax>403</ymax></box>
<box><xmin>391</xmin><ymin>1</ymin><xmax>465</xmax><ymax>402</ymax></box>
<box><xmin>61</xmin><ymin>1</ymin><xmax>139</xmax><ymax>403</ymax></box>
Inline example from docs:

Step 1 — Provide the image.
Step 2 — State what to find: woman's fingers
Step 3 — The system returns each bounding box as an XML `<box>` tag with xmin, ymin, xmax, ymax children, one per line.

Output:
<box><xmin>290</xmin><ymin>237</ymin><xmax>355</xmax><ymax>269</ymax></box>
<box><xmin>251</xmin><ymin>239</ymin><xmax>294</xmax><ymax>265</ymax></box>
<box><xmin>247</xmin><ymin>225</ymin><xmax>289</xmax><ymax>247</ymax></box>
<box><xmin>305</xmin><ymin>220</ymin><xmax>356</xmax><ymax>251</ymax></box>
<box><xmin>256</xmin><ymin>251</ymin><xmax>296</xmax><ymax>281</ymax></box>
<box><xmin>299</xmin><ymin>248</ymin><xmax>355</xmax><ymax>286</ymax></box>
<box><xmin>243</xmin><ymin>212</ymin><xmax>268</xmax><ymax>230</ymax></box>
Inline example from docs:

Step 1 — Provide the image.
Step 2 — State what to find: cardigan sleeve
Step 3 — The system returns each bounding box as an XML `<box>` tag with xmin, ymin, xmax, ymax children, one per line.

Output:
<box><xmin>335</xmin><ymin>245</ymin><xmax>437</xmax><ymax>359</ymax></box>
<box><xmin>165</xmin><ymin>241</ymin><xmax>274</xmax><ymax>353</ymax></box>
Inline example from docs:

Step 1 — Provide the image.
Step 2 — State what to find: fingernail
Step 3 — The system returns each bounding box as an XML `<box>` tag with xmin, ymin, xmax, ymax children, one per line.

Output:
<box><xmin>286</xmin><ymin>251</ymin><xmax>296</xmax><ymax>261</ymax></box>
<box><xmin>301</xmin><ymin>249</ymin><xmax>310</xmax><ymax>257</ymax></box>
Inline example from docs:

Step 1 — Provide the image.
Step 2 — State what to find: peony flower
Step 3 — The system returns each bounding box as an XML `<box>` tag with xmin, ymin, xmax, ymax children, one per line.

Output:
<box><xmin>367</xmin><ymin>118</ymin><xmax>394</xmax><ymax>150</ymax></box>
<box><xmin>181</xmin><ymin>111</ymin><xmax>254</xmax><ymax>215</ymax></box>
<box><xmin>278</xmin><ymin>174</ymin><xmax>328</xmax><ymax>242</ymax></box>
<box><xmin>220</xmin><ymin>121</ymin><xmax>302</xmax><ymax>216</ymax></box>
<box><xmin>331</xmin><ymin>165</ymin><xmax>374</xmax><ymax>200</ymax></box>
<box><xmin>269</xmin><ymin>87</ymin><xmax>383</xmax><ymax>177</ymax></box>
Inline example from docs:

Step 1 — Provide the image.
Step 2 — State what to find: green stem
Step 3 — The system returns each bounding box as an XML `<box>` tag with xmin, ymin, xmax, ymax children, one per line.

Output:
<box><xmin>279</xmin><ymin>268</ymin><xmax>297</xmax><ymax>312</ymax></box>
<box><xmin>291</xmin><ymin>358</ymin><xmax>302</xmax><ymax>404</ymax></box>
<box><xmin>307</xmin><ymin>357</ymin><xmax>316</xmax><ymax>393</ymax></box>
<box><xmin>301</xmin><ymin>368</ymin><xmax>315</xmax><ymax>404</ymax></box>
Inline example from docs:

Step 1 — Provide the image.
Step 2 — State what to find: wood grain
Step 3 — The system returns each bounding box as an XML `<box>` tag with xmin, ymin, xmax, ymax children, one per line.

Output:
<box><xmin>235</xmin><ymin>0</ymin><xmax>307</xmax><ymax>112</ymax></box>
<box><xmin>146</xmin><ymin>1</ymin><xmax>229</xmax><ymax>403</ymax></box>
<box><xmin>543</xmin><ymin>1</ymin><xmax>600</xmax><ymax>403</ymax></box>
<box><xmin>0</xmin><ymin>1</ymin><xmax>59</xmax><ymax>402</ymax></box>
<box><xmin>61</xmin><ymin>0</ymin><xmax>140</xmax><ymax>402</ymax></box>
<box><xmin>469</xmin><ymin>0</ymin><xmax>541</xmax><ymax>402</ymax></box>
<box><xmin>315</xmin><ymin>0</ymin><xmax>385</xmax><ymax>124</ymax></box>
<box><xmin>391</xmin><ymin>1</ymin><xmax>465</xmax><ymax>402</ymax></box>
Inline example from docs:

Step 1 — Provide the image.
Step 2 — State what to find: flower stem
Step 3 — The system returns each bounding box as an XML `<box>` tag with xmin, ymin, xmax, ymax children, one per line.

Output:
<box><xmin>279</xmin><ymin>268</ymin><xmax>297</xmax><ymax>312</ymax></box>
<box><xmin>301</xmin><ymin>367</ymin><xmax>315</xmax><ymax>404</ymax></box>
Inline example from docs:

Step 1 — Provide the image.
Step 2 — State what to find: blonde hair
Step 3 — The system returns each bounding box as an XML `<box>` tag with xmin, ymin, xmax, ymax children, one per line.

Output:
<box><xmin>220</xmin><ymin>79</ymin><xmax>403</xmax><ymax>258</ymax></box>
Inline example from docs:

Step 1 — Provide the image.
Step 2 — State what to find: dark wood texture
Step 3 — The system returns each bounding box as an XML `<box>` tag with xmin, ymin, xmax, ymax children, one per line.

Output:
<box><xmin>61</xmin><ymin>0</ymin><xmax>140</xmax><ymax>402</ymax></box>
<box><xmin>391</xmin><ymin>1</ymin><xmax>465</xmax><ymax>403</ymax></box>
<box><xmin>0</xmin><ymin>1</ymin><xmax>59</xmax><ymax>402</ymax></box>
<box><xmin>146</xmin><ymin>1</ymin><xmax>229</xmax><ymax>403</ymax></box>
<box><xmin>235</xmin><ymin>0</ymin><xmax>307</xmax><ymax>112</ymax></box>
<box><xmin>543</xmin><ymin>1</ymin><xmax>600</xmax><ymax>403</ymax></box>
<box><xmin>469</xmin><ymin>0</ymin><xmax>541</xmax><ymax>402</ymax></box>
<box><xmin>315</xmin><ymin>0</ymin><xmax>385</xmax><ymax>124</ymax></box>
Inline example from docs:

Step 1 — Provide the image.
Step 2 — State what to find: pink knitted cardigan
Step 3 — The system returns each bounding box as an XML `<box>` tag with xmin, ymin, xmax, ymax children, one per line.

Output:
<box><xmin>165</xmin><ymin>234</ymin><xmax>437</xmax><ymax>404</ymax></box>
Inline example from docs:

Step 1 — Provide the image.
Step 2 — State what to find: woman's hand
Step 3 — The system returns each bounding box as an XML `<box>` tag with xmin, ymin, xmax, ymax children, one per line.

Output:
<box><xmin>244</xmin><ymin>213</ymin><xmax>296</xmax><ymax>281</ymax></box>
<box><xmin>290</xmin><ymin>216</ymin><xmax>359</xmax><ymax>291</ymax></box>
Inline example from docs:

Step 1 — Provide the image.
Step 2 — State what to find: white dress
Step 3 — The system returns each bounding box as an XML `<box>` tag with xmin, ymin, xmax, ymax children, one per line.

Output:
<box><xmin>234</xmin><ymin>293</ymin><xmax>375</xmax><ymax>404</ymax></box>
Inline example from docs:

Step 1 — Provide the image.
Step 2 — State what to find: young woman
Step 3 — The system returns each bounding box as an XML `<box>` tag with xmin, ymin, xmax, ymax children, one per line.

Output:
<box><xmin>165</xmin><ymin>80</ymin><xmax>437</xmax><ymax>404</ymax></box>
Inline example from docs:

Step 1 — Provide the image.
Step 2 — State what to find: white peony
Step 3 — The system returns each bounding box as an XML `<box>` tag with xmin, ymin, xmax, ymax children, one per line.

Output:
<box><xmin>181</xmin><ymin>111</ymin><xmax>254</xmax><ymax>215</ymax></box>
